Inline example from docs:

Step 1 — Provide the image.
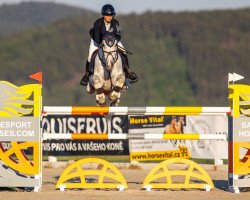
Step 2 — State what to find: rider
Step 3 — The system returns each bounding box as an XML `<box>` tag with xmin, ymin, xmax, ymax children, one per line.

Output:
<box><xmin>80</xmin><ymin>4</ymin><xmax>138</xmax><ymax>86</ymax></box>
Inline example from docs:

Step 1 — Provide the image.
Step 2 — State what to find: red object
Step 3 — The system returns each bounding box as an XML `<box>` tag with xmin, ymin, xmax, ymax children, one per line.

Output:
<box><xmin>242</xmin><ymin>149</ymin><xmax>250</xmax><ymax>163</ymax></box>
<box><xmin>29</xmin><ymin>72</ymin><xmax>42</xmax><ymax>83</ymax></box>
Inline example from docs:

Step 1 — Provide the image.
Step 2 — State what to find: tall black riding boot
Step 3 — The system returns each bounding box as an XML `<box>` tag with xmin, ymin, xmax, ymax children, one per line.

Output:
<box><xmin>80</xmin><ymin>61</ymin><xmax>91</xmax><ymax>86</ymax></box>
<box><xmin>121</xmin><ymin>54</ymin><xmax>138</xmax><ymax>84</ymax></box>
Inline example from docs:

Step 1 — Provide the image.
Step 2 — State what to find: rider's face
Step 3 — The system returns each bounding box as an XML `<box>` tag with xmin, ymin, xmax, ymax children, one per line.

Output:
<box><xmin>103</xmin><ymin>15</ymin><xmax>113</xmax><ymax>23</ymax></box>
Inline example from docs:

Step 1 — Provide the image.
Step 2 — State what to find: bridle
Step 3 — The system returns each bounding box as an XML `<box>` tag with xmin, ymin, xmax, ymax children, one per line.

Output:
<box><xmin>99</xmin><ymin>35</ymin><xmax>119</xmax><ymax>70</ymax></box>
<box><xmin>102</xmin><ymin>47</ymin><xmax>118</xmax><ymax>66</ymax></box>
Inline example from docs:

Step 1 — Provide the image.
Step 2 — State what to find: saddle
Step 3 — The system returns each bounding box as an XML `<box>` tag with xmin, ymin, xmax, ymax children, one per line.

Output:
<box><xmin>89</xmin><ymin>49</ymin><xmax>99</xmax><ymax>73</ymax></box>
<box><xmin>89</xmin><ymin>48</ymin><xmax>124</xmax><ymax>70</ymax></box>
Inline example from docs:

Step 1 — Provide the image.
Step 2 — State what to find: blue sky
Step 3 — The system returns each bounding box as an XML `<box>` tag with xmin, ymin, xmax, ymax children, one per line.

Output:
<box><xmin>1</xmin><ymin>0</ymin><xmax>250</xmax><ymax>13</ymax></box>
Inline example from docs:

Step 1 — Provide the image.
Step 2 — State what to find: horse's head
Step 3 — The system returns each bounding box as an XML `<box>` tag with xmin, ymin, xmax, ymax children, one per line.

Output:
<box><xmin>101</xmin><ymin>33</ymin><xmax>118</xmax><ymax>70</ymax></box>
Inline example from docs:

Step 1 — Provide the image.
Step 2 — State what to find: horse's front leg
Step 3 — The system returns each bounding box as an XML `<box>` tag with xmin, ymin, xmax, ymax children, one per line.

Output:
<box><xmin>109</xmin><ymin>72</ymin><xmax>125</xmax><ymax>102</ymax></box>
<box><xmin>92</xmin><ymin>74</ymin><xmax>106</xmax><ymax>106</ymax></box>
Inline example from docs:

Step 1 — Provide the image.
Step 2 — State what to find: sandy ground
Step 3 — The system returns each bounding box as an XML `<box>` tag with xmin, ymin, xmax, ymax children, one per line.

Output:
<box><xmin>0</xmin><ymin>163</ymin><xmax>250</xmax><ymax>200</ymax></box>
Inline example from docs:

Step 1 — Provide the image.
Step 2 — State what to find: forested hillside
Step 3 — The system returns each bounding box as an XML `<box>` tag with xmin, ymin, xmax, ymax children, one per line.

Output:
<box><xmin>0</xmin><ymin>2</ymin><xmax>94</xmax><ymax>36</ymax></box>
<box><xmin>0</xmin><ymin>3</ymin><xmax>249</xmax><ymax>106</ymax></box>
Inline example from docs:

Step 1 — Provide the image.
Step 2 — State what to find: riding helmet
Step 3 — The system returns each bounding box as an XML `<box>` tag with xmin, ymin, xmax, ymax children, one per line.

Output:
<box><xmin>101</xmin><ymin>4</ymin><xmax>116</xmax><ymax>16</ymax></box>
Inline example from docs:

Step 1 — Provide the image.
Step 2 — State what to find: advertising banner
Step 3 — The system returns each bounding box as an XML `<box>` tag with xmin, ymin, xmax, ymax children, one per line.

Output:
<box><xmin>0</xmin><ymin>117</ymin><xmax>40</xmax><ymax>142</ymax></box>
<box><xmin>185</xmin><ymin>115</ymin><xmax>228</xmax><ymax>159</ymax></box>
<box><xmin>233</xmin><ymin>116</ymin><xmax>250</xmax><ymax>142</ymax></box>
<box><xmin>129</xmin><ymin>115</ymin><xmax>228</xmax><ymax>160</ymax></box>
<box><xmin>42</xmin><ymin>115</ymin><xmax>129</xmax><ymax>155</ymax></box>
<box><xmin>129</xmin><ymin>115</ymin><xmax>191</xmax><ymax>161</ymax></box>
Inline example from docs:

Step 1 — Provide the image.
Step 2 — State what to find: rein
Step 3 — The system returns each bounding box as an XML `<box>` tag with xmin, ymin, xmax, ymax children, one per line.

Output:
<box><xmin>100</xmin><ymin>43</ymin><xmax>119</xmax><ymax>70</ymax></box>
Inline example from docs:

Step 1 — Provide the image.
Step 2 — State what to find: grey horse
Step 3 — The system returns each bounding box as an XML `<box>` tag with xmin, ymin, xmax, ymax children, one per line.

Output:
<box><xmin>87</xmin><ymin>33</ymin><xmax>126</xmax><ymax>106</ymax></box>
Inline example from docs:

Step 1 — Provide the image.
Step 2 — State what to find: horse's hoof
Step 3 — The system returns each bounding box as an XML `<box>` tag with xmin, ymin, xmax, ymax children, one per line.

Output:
<box><xmin>108</xmin><ymin>91</ymin><xmax>118</xmax><ymax>101</ymax></box>
<box><xmin>98</xmin><ymin>98</ymin><xmax>106</xmax><ymax>104</ymax></box>
<box><xmin>96</xmin><ymin>96</ymin><xmax>106</xmax><ymax>106</ymax></box>
<box><xmin>109</xmin><ymin>95</ymin><xmax>116</xmax><ymax>101</ymax></box>
<box><xmin>110</xmin><ymin>99</ymin><xmax>119</xmax><ymax>107</ymax></box>
<box><xmin>97</xmin><ymin>102</ymin><xmax>106</xmax><ymax>107</ymax></box>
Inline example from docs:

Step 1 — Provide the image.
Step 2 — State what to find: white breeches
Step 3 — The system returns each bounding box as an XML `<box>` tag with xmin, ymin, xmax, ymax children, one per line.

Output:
<box><xmin>87</xmin><ymin>39</ymin><xmax>125</xmax><ymax>62</ymax></box>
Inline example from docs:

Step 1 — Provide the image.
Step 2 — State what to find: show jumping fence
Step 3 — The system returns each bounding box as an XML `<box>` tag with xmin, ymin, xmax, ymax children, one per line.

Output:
<box><xmin>0</xmin><ymin>80</ymin><xmax>42</xmax><ymax>191</ymax></box>
<box><xmin>0</xmin><ymin>72</ymin><xmax>249</xmax><ymax>193</ymax></box>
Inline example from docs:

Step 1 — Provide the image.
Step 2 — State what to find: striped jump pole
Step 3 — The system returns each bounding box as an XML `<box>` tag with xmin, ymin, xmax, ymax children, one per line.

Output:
<box><xmin>43</xmin><ymin>106</ymin><xmax>231</xmax><ymax>116</ymax></box>
<box><xmin>43</xmin><ymin>133</ymin><xmax>227</xmax><ymax>141</ymax></box>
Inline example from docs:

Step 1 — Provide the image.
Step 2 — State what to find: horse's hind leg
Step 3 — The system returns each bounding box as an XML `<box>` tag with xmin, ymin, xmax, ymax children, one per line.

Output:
<box><xmin>92</xmin><ymin>75</ymin><xmax>106</xmax><ymax>106</ymax></box>
<box><xmin>109</xmin><ymin>73</ymin><xmax>125</xmax><ymax>102</ymax></box>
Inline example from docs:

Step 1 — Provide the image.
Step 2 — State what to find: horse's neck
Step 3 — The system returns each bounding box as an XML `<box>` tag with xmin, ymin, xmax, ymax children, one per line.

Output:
<box><xmin>96</xmin><ymin>46</ymin><xmax>122</xmax><ymax>77</ymax></box>
<box><xmin>177</xmin><ymin>119</ymin><xmax>184</xmax><ymax>126</ymax></box>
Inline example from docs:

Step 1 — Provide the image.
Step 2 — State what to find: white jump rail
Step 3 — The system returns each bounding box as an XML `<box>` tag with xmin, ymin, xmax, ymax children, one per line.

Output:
<box><xmin>43</xmin><ymin>133</ymin><xmax>227</xmax><ymax>141</ymax></box>
<box><xmin>43</xmin><ymin>106</ymin><xmax>231</xmax><ymax>115</ymax></box>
